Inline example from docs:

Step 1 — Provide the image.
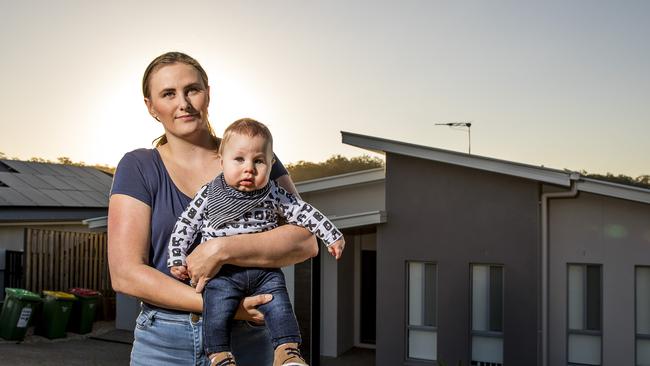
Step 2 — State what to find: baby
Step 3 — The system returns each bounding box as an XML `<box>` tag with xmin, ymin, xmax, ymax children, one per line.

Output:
<box><xmin>167</xmin><ymin>118</ymin><xmax>345</xmax><ymax>366</ymax></box>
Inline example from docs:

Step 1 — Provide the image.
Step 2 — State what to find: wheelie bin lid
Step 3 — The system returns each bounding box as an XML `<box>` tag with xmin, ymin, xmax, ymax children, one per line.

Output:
<box><xmin>4</xmin><ymin>288</ymin><xmax>41</xmax><ymax>302</ymax></box>
<box><xmin>68</xmin><ymin>288</ymin><xmax>101</xmax><ymax>298</ymax></box>
<box><xmin>42</xmin><ymin>291</ymin><xmax>76</xmax><ymax>300</ymax></box>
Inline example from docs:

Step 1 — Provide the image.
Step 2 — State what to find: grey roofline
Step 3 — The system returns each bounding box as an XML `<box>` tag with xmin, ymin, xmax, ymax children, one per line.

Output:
<box><xmin>578</xmin><ymin>178</ymin><xmax>650</xmax><ymax>204</ymax></box>
<box><xmin>342</xmin><ymin>131</ymin><xmax>573</xmax><ymax>187</ymax></box>
<box><xmin>342</xmin><ymin>131</ymin><xmax>650</xmax><ymax>204</ymax></box>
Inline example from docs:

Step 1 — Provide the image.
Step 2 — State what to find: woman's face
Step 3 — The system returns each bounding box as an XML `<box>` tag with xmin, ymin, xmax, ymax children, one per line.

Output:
<box><xmin>144</xmin><ymin>63</ymin><xmax>210</xmax><ymax>141</ymax></box>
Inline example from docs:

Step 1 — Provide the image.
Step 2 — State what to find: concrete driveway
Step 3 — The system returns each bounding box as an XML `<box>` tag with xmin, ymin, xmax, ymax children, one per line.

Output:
<box><xmin>0</xmin><ymin>321</ymin><xmax>132</xmax><ymax>365</ymax></box>
<box><xmin>0</xmin><ymin>321</ymin><xmax>375</xmax><ymax>365</ymax></box>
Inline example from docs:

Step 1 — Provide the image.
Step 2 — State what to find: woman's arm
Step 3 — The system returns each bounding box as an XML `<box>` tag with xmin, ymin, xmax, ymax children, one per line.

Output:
<box><xmin>188</xmin><ymin>225</ymin><xmax>318</xmax><ymax>292</ymax></box>
<box><xmin>108</xmin><ymin>194</ymin><xmax>203</xmax><ymax>312</ymax></box>
<box><xmin>108</xmin><ymin>194</ymin><xmax>272</xmax><ymax>322</ymax></box>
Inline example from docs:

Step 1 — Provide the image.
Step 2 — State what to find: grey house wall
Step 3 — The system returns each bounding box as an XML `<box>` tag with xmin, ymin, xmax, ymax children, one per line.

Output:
<box><xmin>548</xmin><ymin>191</ymin><xmax>650</xmax><ymax>365</ymax></box>
<box><xmin>377</xmin><ymin>153</ymin><xmax>540</xmax><ymax>365</ymax></box>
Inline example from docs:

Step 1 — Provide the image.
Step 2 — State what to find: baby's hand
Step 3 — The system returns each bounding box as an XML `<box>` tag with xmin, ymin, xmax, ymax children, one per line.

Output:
<box><xmin>327</xmin><ymin>238</ymin><xmax>346</xmax><ymax>260</ymax></box>
<box><xmin>170</xmin><ymin>265</ymin><xmax>189</xmax><ymax>280</ymax></box>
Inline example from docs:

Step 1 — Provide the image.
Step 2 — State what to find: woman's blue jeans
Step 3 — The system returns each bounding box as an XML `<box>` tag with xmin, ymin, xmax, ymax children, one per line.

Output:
<box><xmin>131</xmin><ymin>303</ymin><xmax>273</xmax><ymax>366</ymax></box>
<box><xmin>203</xmin><ymin>265</ymin><xmax>302</xmax><ymax>354</ymax></box>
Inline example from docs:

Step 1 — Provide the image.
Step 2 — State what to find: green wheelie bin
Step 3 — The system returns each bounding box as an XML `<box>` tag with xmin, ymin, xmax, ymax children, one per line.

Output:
<box><xmin>67</xmin><ymin>288</ymin><xmax>101</xmax><ymax>334</ymax></box>
<box><xmin>34</xmin><ymin>291</ymin><xmax>76</xmax><ymax>339</ymax></box>
<box><xmin>0</xmin><ymin>288</ymin><xmax>42</xmax><ymax>341</ymax></box>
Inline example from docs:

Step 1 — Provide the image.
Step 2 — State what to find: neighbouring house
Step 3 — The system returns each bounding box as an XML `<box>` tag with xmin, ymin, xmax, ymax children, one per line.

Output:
<box><xmin>0</xmin><ymin>159</ymin><xmax>112</xmax><ymax>298</ymax></box>
<box><xmin>321</xmin><ymin>131</ymin><xmax>649</xmax><ymax>366</ymax></box>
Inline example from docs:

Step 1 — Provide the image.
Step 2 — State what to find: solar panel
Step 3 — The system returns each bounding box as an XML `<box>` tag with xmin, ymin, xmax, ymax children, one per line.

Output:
<box><xmin>63</xmin><ymin>190</ymin><xmax>100</xmax><ymax>206</ymax></box>
<box><xmin>28</xmin><ymin>162</ymin><xmax>61</xmax><ymax>175</ymax></box>
<box><xmin>84</xmin><ymin>167</ymin><xmax>113</xmax><ymax>180</ymax></box>
<box><xmin>10</xmin><ymin>174</ymin><xmax>53</xmax><ymax>190</ymax></box>
<box><xmin>64</xmin><ymin>177</ymin><xmax>94</xmax><ymax>191</ymax></box>
<box><xmin>79</xmin><ymin>177</ymin><xmax>107</xmax><ymax>191</ymax></box>
<box><xmin>40</xmin><ymin>189</ymin><xmax>84</xmax><ymax>206</ymax></box>
<box><xmin>77</xmin><ymin>191</ymin><xmax>109</xmax><ymax>206</ymax></box>
<box><xmin>0</xmin><ymin>187</ymin><xmax>34</xmax><ymax>205</ymax></box>
<box><xmin>1</xmin><ymin>160</ymin><xmax>40</xmax><ymax>174</ymax></box>
<box><xmin>0</xmin><ymin>172</ymin><xmax>26</xmax><ymax>188</ymax></box>
<box><xmin>36</xmin><ymin>174</ymin><xmax>75</xmax><ymax>190</ymax></box>
<box><xmin>12</xmin><ymin>186</ymin><xmax>60</xmax><ymax>206</ymax></box>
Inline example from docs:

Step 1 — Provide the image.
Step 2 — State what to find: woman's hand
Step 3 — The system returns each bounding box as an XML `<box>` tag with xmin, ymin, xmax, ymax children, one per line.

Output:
<box><xmin>234</xmin><ymin>294</ymin><xmax>273</xmax><ymax>324</ymax></box>
<box><xmin>186</xmin><ymin>238</ymin><xmax>227</xmax><ymax>293</ymax></box>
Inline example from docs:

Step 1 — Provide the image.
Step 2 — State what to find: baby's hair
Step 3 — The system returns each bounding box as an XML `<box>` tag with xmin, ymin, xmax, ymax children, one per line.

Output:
<box><xmin>218</xmin><ymin>118</ymin><xmax>274</xmax><ymax>156</ymax></box>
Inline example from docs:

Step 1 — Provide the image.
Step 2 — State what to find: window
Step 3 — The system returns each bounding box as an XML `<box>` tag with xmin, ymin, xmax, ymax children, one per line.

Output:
<box><xmin>636</xmin><ymin>267</ymin><xmax>650</xmax><ymax>366</ymax></box>
<box><xmin>567</xmin><ymin>264</ymin><xmax>602</xmax><ymax>365</ymax></box>
<box><xmin>407</xmin><ymin>261</ymin><xmax>437</xmax><ymax>361</ymax></box>
<box><xmin>471</xmin><ymin>264</ymin><xmax>503</xmax><ymax>366</ymax></box>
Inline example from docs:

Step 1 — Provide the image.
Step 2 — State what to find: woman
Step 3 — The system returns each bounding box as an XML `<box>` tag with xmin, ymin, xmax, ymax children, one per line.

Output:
<box><xmin>108</xmin><ymin>52</ymin><xmax>318</xmax><ymax>365</ymax></box>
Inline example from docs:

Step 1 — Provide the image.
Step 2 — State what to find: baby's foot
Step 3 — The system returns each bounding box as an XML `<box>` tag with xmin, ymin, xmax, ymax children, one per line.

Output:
<box><xmin>273</xmin><ymin>342</ymin><xmax>309</xmax><ymax>366</ymax></box>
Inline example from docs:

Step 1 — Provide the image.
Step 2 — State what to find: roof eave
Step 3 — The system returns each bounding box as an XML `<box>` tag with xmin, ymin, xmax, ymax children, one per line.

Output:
<box><xmin>342</xmin><ymin>131</ymin><xmax>572</xmax><ymax>187</ymax></box>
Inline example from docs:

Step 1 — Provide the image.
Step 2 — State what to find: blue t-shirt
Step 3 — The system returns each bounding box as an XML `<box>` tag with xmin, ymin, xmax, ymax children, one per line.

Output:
<box><xmin>110</xmin><ymin>148</ymin><xmax>288</xmax><ymax>277</ymax></box>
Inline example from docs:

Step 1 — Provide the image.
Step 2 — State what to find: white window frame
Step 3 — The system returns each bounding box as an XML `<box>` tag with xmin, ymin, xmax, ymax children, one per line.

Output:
<box><xmin>405</xmin><ymin>261</ymin><xmax>437</xmax><ymax>363</ymax></box>
<box><xmin>636</xmin><ymin>266</ymin><xmax>650</xmax><ymax>366</ymax></box>
<box><xmin>470</xmin><ymin>263</ymin><xmax>504</xmax><ymax>366</ymax></box>
<box><xmin>567</xmin><ymin>263</ymin><xmax>602</xmax><ymax>366</ymax></box>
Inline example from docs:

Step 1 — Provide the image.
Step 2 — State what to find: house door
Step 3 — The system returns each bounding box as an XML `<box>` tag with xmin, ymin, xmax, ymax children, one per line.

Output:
<box><xmin>360</xmin><ymin>249</ymin><xmax>376</xmax><ymax>344</ymax></box>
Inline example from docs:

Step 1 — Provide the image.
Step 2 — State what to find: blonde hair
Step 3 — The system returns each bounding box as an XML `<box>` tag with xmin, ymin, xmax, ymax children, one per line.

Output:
<box><xmin>142</xmin><ymin>51</ymin><xmax>218</xmax><ymax>146</ymax></box>
<box><xmin>219</xmin><ymin>118</ymin><xmax>273</xmax><ymax>156</ymax></box>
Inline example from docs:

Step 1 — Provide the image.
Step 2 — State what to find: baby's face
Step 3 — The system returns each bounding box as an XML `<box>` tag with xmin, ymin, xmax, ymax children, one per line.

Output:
<box><xmin>220</xmin><ymin>133</ymin><xmax>272</xmax><ymax>191</ymax></box>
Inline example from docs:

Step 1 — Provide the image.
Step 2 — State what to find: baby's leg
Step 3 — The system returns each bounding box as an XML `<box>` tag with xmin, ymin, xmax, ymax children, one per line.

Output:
<box><xmin>204</xmin><ymin>271</ymin><xmax>246</xmax><ymax>363</ymax></box>
<box><xmin>252</xmin><ymin>269</ymin><xmax>307</xmax><ymax>366</ymax></box>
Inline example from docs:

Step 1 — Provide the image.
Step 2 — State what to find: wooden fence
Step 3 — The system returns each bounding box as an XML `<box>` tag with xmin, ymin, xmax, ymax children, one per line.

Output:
<box><xmin>24</xmin><ymin>228</ymin><xmax>113</xmax><ymax>296</ymax></box>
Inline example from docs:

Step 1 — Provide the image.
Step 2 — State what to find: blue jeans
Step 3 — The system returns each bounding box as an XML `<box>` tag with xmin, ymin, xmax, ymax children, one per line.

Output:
<box><xmin>203</xmin><ymin>265</ymin><xmax>301</xmax><ymax>354</ymax></box>
<box><xmin>131</xmin><ymin>303</ymin><xmax>273</xmax><ymax>365</ymax></box>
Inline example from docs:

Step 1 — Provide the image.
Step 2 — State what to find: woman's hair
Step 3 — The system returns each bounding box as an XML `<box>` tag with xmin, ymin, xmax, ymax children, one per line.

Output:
<box><xmin>142</xmin><ymin>51</ymin><xmax>218</xmax><ymax>147</ymax></box>
<box><xmin>218</xmin><ymin>118</ymin><xmax>274</xmax><ymax>156</ymax></box>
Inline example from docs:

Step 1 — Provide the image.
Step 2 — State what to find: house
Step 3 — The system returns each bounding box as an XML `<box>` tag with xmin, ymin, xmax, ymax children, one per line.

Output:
<box><xmin>314</xmin><ymin>131</ymin><xmax>649</xmax><ymax>366</ymax></box>
<box><xmin>0</xmin><ymin>159</ymin><xmax>112</xmax><ymax>297</ymax></box>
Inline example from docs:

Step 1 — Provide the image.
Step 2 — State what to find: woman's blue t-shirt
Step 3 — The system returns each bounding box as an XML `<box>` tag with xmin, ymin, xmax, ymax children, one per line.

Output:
<box><xmin>109</xmin><ymin>148</ymin><xmax>288</xmax><ymax>277</ymax></box>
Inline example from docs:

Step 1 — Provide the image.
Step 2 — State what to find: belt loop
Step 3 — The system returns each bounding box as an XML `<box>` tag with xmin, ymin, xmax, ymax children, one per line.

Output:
<box><xmin>141</xmin><ymin>302</ymin><xmax>156</xmax><ymax>325</ymax></box>
<box><xmin>190</xmin><ymin>313</ymin><xmax>201</xmax><ymax>323</ymax></box>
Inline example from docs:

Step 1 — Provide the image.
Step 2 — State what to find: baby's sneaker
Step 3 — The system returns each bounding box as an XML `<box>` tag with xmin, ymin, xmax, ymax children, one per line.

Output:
<box><xmin>210</xmin><ymin>351</ymin><xmax>237</xmax><ymax>366</ymax></box>
<box><xmin>274</xmin><ymin>343</ymin><xmax>309</xmax><ymax>366</ymax></box>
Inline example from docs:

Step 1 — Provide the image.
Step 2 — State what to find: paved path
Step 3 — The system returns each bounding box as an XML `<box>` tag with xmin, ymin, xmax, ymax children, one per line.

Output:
<box><xmin>0</xmin><ymin>321</ymin><xmax>374</xmax><ymax>365</ymax></box>
<box><xmin>0</xmin><ymin>321</ymin><xmax>132</xmax><ymax>365</ymax></box>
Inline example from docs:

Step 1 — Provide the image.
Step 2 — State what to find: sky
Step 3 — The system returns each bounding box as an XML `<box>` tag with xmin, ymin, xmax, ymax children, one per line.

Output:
<box><xmin>0</xmin><ymin>0</ymin><xmax>648</xmax><ymax>176</ymax></box>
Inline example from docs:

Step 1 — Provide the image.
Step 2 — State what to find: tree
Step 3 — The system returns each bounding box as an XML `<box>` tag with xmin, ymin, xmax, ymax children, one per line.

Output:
<box><xmin>579</xmin><ymin>170</ymin><xmax>650</xmax><ymax>189</ymax></box>
<box><xmin>286</xmin><ymin>154</ymin><xmax>384</xmax><ymax>182</ymax></box>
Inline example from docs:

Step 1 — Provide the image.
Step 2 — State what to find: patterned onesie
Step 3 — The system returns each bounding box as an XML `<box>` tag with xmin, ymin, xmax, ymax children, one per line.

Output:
<box><xmin>167</xmin><ymin>173</ymin><xmax>342</xmax><ymax>354</ymax></box>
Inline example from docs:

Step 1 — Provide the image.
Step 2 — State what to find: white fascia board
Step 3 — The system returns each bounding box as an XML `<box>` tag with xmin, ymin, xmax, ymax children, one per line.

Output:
<box><xmin>342</xmin><ymin>131</ymin><xmax>572</xmax><ymax>187</ymax></box>
<box><xmin>296</xmin><ymin>168</ymin><xmax>385</xmax><ymax>194</ymax></box>
<box><xmin>82</xmin><ymin>216</ymin><xmax>108</xmax><ymax>229</ymax></box>
<box><xmin>577</xmin><ymin>179</ymin><xmax>650</xmax><ymax>204</ymax></box>
<box><xmin>330</xmin><ymin>211</ymin><xmax>387</xmax><ymax>229</ymax></box>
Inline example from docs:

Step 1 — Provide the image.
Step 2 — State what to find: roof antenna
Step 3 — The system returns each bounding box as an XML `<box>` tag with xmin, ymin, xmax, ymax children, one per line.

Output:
<box><xmin>435</xmin><ymin>122</ymin><xmax>472</xmax><ymax>154</ymax></box>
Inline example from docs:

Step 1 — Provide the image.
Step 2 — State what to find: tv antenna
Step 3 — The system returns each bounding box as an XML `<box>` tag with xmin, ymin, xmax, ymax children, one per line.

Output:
<box><xmin>435</xmin><ymin>122</ymin><xmax>472</xmax><ymax>154</ymax></box>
